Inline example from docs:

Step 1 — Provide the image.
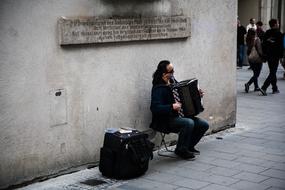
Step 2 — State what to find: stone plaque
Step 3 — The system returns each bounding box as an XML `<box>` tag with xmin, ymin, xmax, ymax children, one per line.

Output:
<box><xmin>58</xmin><ymin>16</ymin><xmax>190</xmax><ymax>45</ymax></box>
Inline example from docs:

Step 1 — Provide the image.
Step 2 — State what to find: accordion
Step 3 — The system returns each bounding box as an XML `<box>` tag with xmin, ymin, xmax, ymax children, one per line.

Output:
<box><xmin>171</xmin><ymin>78</ymin><xmax>204</xmax><ymax>117</ymax></box>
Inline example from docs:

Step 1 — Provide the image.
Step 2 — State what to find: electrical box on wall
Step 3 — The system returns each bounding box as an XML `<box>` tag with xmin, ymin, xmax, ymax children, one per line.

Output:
<box><xmin>49</xmin><ymin>89</ymin><xmax>67</xmax><ymax>127</ymax></box>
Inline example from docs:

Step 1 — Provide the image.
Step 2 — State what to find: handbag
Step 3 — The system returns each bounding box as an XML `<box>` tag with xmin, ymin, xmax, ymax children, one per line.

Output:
<box><xmin>248</xmin><ymin>39</ymin><xmax>263</xmax><ymax>64</ymax></box>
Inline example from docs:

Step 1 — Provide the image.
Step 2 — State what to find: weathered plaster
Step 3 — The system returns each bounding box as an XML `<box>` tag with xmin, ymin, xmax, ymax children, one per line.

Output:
<box><xmin>0</xmin><ymin>0</ymin><xmax>237</xmax><ymax>188</ymax></box>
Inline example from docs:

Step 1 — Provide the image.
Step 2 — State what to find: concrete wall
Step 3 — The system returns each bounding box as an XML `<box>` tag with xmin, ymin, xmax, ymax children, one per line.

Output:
<box><xmin>0</xmin><ymin>0</ymin><xmax>237</xmax><ymax>188</ymax></box>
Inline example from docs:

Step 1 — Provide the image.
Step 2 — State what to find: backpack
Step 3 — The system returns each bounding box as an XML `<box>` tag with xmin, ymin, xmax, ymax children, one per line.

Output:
<box><xmin>248</xmin><ymin>38</ymin><xmax>263</xmax><ymax>64</ymax></box>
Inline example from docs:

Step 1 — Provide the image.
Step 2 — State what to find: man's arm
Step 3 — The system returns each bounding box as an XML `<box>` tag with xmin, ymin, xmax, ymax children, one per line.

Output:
<box><xmin>150</xmin><ymin>88</ymin><xmax>173</xmax><ymax>115</ymax></box>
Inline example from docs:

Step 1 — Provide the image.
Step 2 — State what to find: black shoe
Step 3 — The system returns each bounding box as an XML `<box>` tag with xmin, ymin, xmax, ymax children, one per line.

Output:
<box><xmin>254</xmin><ymin>88</ymin><xmax>260</xmax><ymax>92</ymax></box>
<box><xmin>175</xmin><ymin>149</ymin><xmax>195</xmax><ymax>160</ymax></box>
<box><xmin>259</xmin><ymin>88</ymin><xmax>267</xmax><ymax>96</ymax></box>
<box><xmin>189</xmin><ymin>147</ymin><xmax>200</xmax><ymax>155</ymax></box>
<box><xmin>272</xmin><ymin>89</ymin><xmax>280</xmax><ymax>94</ymax></box>
<box><xmin>244</xmin><ymin>83</ymin><xmax>249</xmax><ymax>93</ymax></box>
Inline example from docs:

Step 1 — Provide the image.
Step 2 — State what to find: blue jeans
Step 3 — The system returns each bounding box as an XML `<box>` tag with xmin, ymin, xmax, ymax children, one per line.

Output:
<box><xmin>168</xmin><ymin>117</ymin><xmax>209</xmax><ymax>152</ymax></box>
<box><xmin>237</xmin><ymin>45</ymin><xmax>245</xmax><ymax>67</ymax></box>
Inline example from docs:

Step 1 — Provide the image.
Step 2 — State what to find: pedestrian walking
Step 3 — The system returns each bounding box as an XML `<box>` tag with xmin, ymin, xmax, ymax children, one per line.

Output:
<box><xmin>237</xmin><ymin>19</ymin><xmax>247</xmax><ymax>69</ymax></box>
<box><xmin>244</xmin><ymin>29</ymin><xmax>263</xmax><ymax>93</ymax></box>
<box><xmin>260</xmin><ymin>19</ymin><xmax>283</xmax><ymax>95</ymax></box>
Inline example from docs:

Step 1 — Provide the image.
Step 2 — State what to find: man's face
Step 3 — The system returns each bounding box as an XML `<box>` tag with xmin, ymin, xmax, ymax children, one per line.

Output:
<box><xmin>272</xmin><ymin>21</ymin><xmax>279</xmax><ymax>29</ymax></box>
<box><xmin>163</xmin><ymin>63</ymin><xmax>174</xmax><ymax>80</ymax></box>
<box><xmin>250</xmin><ymin>19</ymin><xmax>255</xmax><ymax>24</ymax></box>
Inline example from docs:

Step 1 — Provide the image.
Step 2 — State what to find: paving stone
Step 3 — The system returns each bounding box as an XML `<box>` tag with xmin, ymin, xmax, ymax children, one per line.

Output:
<box><xmin>180</xmin><ymin>161</ymin><xmax>215</xmax><ymax>171</ymax></box>
<box><xmin>266</xmin><ymin>187</ymin><xmax>285</xmax><ymax>190</ymax></box>
<box><xmin>200</xmin><ymin>184</ymin><xmax>237</xmax><ymax>190</ymax></box>
<box><xmin>229</xmin><ymin>180</ymin><xmax>270</xmax><ymax>190</ymax></box>
<box><xmin>210</xmin><ymin>146</ymin><xmax>241</xmax><ymax>154</ymax></box>
<box><xmin>210</xmin><ymin>159</ymin><xmax>241</xmax><ymax>169</ymax></box>
<box><xmin>239</xmin><ymin>137</ymin><xmax>268</xmax><ymax>145</ymax></box>
<box><xmin>234</xmin><ymin>156</ymin><xmax>265</xmax><ymax>166</ymax></box>
<box><xmin>261</xmin><ymin>147</ymin><xmax>285</xmax><ymax>156</ymax></box>
<box><xmin>149</xmin><ymin>158</ymin><xmax>187</xmax><ymax>172</ymax></box>
<box><xmin>232</xmin><ymin>171</ymin><xmax>269</xmax><ymax>183</ymax></box>
<box><xmin>115</xmin><ymin>178</ymin><xmax>177</xmax><ymax>190</ymax></box>
<box><xmin>232</xmin><ymin>162</ymin><xmax>268</xmax><ymax>173</ymax></box>
<box><xmin>262</xmin><ymin>142</ymin><xmax>285</xmax><ymax>151</ymax></box>
<box><xmin>220</xmin><ymin>135</ymin><xmax>247</xmax><ymax>142</ymax></box>
<box><xmin>234</xmin><ymin>143</ymin><xmax>265</xmax><ymax>152</ymax></box>
<box><xmin>202</xmin><ymin>150</ymin><xmax>239</xmax><ymax>161</ymax></box>
<box><xmin>234</xmin><ymin>149</ymin><xmax>268</xmax><ymax>159</ymax></box>
<box><xmin>142</xmin><ymin>172</ymin><xmax>180</xmax><ymax>183</ymax></box>
<box><xmin>237</xmin><ymin>132</ymin><xmax>267</xmax><ymax>139</ymax></box>
<box><xmin>198</xmin><ymin>174</ymin><xmax>240</xmax><ymax>186</ymax></box>
<box><xmin>171</xmin><ymin>178</ymin><xmax>209</xmax><ymax>189</ymax></box>
<box><xmin>261</xmin><ymin>178</ymin><xmax>285</xmax><ymax>189</ymax></box>
<box><xmin>194</xmin><ymin>154</ymin><xmax>217</xmax><ymax>164</ymax></box>
<box><xmin>205</xmin><ymin>166</ymin><xmax>242</xmax><ymax>177</ymax></box>
<box><xmin>175</xmin><ymin>188</ymin><xmax>194</xmax><ymax>190</ymax></box>
<box><xmin>164</xmin><ymin>166</ymin><xmax>209</xmax><ymax>180</ymax></box>
<box><xmin>260</xmin><ymin>169</ymin><xmax>285</xmax><ymax>180</ymax></box>
<box><xmin>270</xmin><ymin>162</ymin><xmax>285</xmax><ymax>171</ymax></box>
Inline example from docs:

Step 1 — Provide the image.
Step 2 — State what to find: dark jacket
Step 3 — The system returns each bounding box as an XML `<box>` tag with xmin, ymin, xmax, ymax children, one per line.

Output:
<box><xmin>150</xmin><ymin>84</ymin><xmax>178</xmax><ymax>132</ymax></box>
<box><xmin>237</xmin><ymin>25</ymin><xmax>246</xmax><ymax>46</ymax></box>
<box><xmin>262</xmin><ymin>28</ymin><xmax>283</xmax><ymax>59</ymax></box>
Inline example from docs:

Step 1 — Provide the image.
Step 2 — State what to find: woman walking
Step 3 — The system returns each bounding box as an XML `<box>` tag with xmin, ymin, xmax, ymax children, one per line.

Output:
<box><xmin>244</xmin><ymin>28</ymin><xmax>263</xmax><ymax>93</ymax></box>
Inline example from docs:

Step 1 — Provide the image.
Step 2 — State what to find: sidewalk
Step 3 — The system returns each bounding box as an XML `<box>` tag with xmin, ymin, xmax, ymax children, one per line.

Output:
<box><xmin>19</xmin><ymin>66</ymin><xmax>285</xmax><ymax>190</ymax></box>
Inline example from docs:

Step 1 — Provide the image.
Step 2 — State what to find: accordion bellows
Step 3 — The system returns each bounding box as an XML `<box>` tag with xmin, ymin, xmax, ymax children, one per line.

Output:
<box><xmin>171</xmin><ymin>78</ymin><xmax>204</xmax><ymax>117</ymax></box>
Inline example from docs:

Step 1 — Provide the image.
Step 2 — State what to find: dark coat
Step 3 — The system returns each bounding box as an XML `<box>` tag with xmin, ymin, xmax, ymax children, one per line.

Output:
<box><xmin>150</xmin><ymin>84</ymin><xmax>178</xmax><ymax>133</ymax></box>
<box><xmin>237</xmin><ymin>25</ymin><xmax>246</xmax><ymax>46</ymax></box>
<box><xmin>262</xmin><ymin>28</ymin><xmax>283</xmax><ymax>59</ymax></box>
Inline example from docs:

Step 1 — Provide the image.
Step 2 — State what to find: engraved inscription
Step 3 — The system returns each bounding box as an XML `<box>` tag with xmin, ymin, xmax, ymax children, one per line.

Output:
<box><xmin>58</xmin><ymin>16</ymin><xmax>190</xmax><ymax>45</ymax></box>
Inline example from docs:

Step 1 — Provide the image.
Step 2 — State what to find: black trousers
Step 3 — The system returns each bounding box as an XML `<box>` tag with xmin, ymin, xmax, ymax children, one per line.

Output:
<box><xmin>247</xmin><ymin>62</ymin><xmax>263</xmax><ymax>89</ymax></box>
<box><xmin>261</xmin><ymin>57</ymin><xmax>279</xmax><ymax>92</ymax></box>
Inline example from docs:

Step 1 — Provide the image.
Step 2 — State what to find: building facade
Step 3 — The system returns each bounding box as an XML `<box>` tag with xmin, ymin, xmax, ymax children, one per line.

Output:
<box><xmin>238</xmin><ymin>0</ymin><xmax>285</xmax><ymax>32</ymax></box>
<box><xmin>0</xmin><ymin>0</ymin><xmax>237</xmax><ymax>188</ymax></box>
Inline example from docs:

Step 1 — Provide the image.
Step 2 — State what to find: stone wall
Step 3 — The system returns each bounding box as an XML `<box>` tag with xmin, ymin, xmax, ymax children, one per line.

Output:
<box><xmin>0</xmin><ymin>0</ymin><xmax>237</xmax><ymax>188</ymax></box>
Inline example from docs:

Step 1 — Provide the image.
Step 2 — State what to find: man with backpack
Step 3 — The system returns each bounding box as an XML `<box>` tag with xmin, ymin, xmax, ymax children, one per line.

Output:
<box><xmin>260</xmin><ymin>19</ymin><xmax>283</xmax><ymax>95</ymax></box>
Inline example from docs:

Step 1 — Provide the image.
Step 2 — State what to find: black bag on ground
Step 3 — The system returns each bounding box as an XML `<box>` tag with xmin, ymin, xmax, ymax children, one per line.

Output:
<box><xmin>99</xmin><ymin>129</ymin><xmax>154</xmax><ymax>179</ymax></box>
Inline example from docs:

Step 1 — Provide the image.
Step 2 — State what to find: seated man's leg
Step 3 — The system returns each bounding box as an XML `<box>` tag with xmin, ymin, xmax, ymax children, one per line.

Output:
<box><xmin>188</xmin><ymin>117</ymin><xmax>209</xmax><ymax>152</ymax></box>
<box><xmin>168</xmin><ymin>117</ymin><xmax>195</xmax><ymax>159</ymax></box>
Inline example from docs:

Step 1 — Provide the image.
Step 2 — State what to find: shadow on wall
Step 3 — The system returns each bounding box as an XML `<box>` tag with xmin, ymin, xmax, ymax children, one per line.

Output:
<box><xmin>99</xmin><ymin>0</ymin><xmax>172</xmax><ymax>17</ymax></box>
<box><xmin>59</xmin><ymin>38</ymin><xmax>187</xmax><ymax>51</ymax></box>
<box><xmin>101</xmin><ymin>0</ymin><xmax>161</xmax><ymax>4</ymax></box>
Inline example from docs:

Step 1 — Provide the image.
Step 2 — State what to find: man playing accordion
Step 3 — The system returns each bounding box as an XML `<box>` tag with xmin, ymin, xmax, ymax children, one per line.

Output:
<box><xmin>150</xmin><ymin>60</ymin><xmax>209</xmax><ymax>159</ymax></box>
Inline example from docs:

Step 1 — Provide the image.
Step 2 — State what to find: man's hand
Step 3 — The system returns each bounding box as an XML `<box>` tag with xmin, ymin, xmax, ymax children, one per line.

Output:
<box><xmin>172</xmin><ymin>102</ymin><xmax>182</xmax><ymax>111</ymax></box>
